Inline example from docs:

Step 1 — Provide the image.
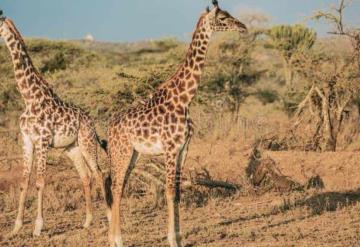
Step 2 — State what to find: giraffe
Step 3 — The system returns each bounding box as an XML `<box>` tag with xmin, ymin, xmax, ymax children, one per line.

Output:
<box><xmin>104</xmin><ymin>1</ymin><xmax>247</xmax><ymax>246</ymax></box>
<box><xmin>0</xmin><ymin>15</ymin><xmax>108</xmax><ymax>236</ymax></box>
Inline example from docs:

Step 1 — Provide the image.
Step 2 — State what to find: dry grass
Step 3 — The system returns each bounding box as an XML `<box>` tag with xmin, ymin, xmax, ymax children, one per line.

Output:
<box><xmin>2</xmin><ymin>118</ymin><xmax>360</xmax><ymax>246</ymax></box>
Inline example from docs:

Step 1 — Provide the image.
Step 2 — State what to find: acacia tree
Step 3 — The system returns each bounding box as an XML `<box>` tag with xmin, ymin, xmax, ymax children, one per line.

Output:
<box><xmin>202</xmin><ymin>15</ymin><xmax>264</xmax><ymax>121</ymax></box>
<box><xmin>293</xmin><ymin>0</ymin><xmax>360</xmax><ymax>151</ymax></box>
<box><xmin>266</xmin><ymin>25</ymin><xmax>317</xmax><ymax>89</ymax></box>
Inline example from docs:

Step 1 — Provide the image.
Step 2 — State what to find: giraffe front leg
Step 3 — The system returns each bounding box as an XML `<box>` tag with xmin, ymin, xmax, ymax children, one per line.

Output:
<box><xmin>9</xmin><ymin>133</ymin><xmax>34</xmax><ymax>237</ymax></box>
<box><xmin>165</xmin><ymin>150</ymin><xmax>183</xmax><ymax>247</ymax></box>
<box><xmin>108</xmin><ymin>147</ymin><xmax>137</xmax><ymax>247</ymax></box>
<box><xmin>33</xmin><ymin>140</ymin><xmax>50</xmax><ymax>237</ymax></box>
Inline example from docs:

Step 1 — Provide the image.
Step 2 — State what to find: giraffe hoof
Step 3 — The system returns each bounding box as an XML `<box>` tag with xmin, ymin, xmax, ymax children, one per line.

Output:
<box><xmin>113</xmin><ymin>234</ymin><xmax>123</xmax><ymax>247</ymax></box>
<box><xmin>8</xmin><ymin>219</ymin><xmax>23</xmax><ymax>237</ymax></box>
<box><xmin>168</xmin><ymin>232</ymin><xmax>182</xmax><ymax>247</ymax></box>
<box><xmin>33</xmin><ymin>218</ymin><xmax>43</xmax><ymax>236</ymax></box>
<box><xmin>106</xmin><ymin>210</ymin><xmax>112</xmax><ymax>223</ymax></box>
<box><xmin>83</xmin><ymin>214</ymin><xmax>93</xmax><ymax>229</ymax></box>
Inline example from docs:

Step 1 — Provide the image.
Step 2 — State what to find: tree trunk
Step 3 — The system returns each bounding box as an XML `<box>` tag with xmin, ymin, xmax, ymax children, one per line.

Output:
<box><xmin>282</xmin><ymin>58</ymin><xmax>293</xmax><ymax>89</ymax></box>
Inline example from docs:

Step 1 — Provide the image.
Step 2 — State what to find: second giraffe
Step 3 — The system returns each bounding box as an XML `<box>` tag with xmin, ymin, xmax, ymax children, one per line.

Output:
<box><xmin>105</xmin><ymin>1</ymin><xmax>248</xmax><ymax>247</ymax></box>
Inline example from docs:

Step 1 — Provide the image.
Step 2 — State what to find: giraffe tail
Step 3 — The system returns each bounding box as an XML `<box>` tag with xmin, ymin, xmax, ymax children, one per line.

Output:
<box><xmin>95</xmin><ymin>134</ymin><xmax>108</xmax><ymax>154</ymax></box>
<box><xmin>104</xmin><ymin>172</ymin><xmax>113</xmax><ymax>208</ymax></box>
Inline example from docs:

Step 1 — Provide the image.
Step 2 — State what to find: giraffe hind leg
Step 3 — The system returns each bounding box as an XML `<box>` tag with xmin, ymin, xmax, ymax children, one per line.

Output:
<box><xmin>77</xmin><ymin>123</ymin><xmax>109</xmax><ymax>220</ymax></box>
<box><xmin>108</xmin><ymin>146</ymin><xmax>138</xmax><ymax>247</ymax></box>
<box><xmin>65</xmin><ymin>145</ymin><xmax>93</xmax><ymax>228</ymax></box>
<box><xmin>165</xmin><ymin>136</ymin><xmax>191</xmax><ymax>247</ymax></box>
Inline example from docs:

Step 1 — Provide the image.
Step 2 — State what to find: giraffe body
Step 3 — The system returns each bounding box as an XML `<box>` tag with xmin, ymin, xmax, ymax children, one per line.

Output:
<box><xmin>0</xmin><ymin>17</ymin><xmax>108</xmax><ymax>236</ymax></box>
<box><xmin>106</xmin><ymin>3</ymin><xmax>247</xmax><ymax>247</ymax></box>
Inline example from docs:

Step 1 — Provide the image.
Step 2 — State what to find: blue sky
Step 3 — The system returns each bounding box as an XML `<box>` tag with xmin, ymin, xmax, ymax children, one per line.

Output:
<box><xmin>1</xmin><ymin>0</ymin><xmax>360</xmax><ymax>42</ymax></box>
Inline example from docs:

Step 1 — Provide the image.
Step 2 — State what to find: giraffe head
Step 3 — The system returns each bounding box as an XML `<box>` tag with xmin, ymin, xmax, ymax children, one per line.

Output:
<box><xmin>0</xmin><ymin>15</ymin><xmax>26</xmax><ymax>47</ymax></box>
<box><xmin>204</xmin><ymin>0</ymin><xmax>247</xmax><ymax>34</ymax></box>
<box><xmin>0</xmin><ymin>15</ymin><xmax>13</xmax><ymax>37</ymax></box>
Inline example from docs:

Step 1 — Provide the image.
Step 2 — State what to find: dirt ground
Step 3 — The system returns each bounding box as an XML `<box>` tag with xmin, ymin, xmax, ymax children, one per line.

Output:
<box><xmin>1</xmin><ymin>136</ymin><xmax>360</xmax><ymax>246</ymax></box>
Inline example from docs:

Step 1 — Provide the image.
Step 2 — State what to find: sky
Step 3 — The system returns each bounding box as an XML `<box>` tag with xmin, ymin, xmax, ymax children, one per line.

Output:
<box><xmin>1</xmin><ymin>0</ymin><xmax>360</xmax><ymax>42</ymax></box>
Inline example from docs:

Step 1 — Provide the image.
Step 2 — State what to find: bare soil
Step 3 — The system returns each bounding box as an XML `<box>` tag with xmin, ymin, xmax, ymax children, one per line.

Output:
<box><xmin>1</xmin><ymin>136</ymin><xmax>360</xmax><ymax>246</ymax></box>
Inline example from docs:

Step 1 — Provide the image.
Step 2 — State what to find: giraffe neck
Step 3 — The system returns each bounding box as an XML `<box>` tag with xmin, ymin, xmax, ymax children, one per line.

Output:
<box><xmin>160</xmin><ymin>15</ymin><xmax>212</xmax><ymax>106</ymax></box>
<box><xmin>2</xmin><ymin>21</ymin><xmax>52</xmax><ymax>105</ymax></box>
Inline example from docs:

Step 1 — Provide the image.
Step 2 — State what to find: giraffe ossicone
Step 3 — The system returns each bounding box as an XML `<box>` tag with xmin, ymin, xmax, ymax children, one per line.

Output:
<box><xmin>0</xmin><ymin>16</ymin><xmax>109</xmax><ymax>237</ymax></box>
<box><xmin>105</xmin><ymin>2</ymin><xmax>247</xmax><ymax>247</ymax></box>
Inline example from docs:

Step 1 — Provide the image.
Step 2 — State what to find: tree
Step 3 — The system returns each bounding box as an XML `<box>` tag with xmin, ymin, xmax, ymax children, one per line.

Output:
<box><xmin>266</xmin><ymin>25</ymin><xmax>317</xmax><ymax>89</ymax></box>
<box><xmin>293</xmin><ymin>0</ymin><xmax>360</xmax><ymax>151</ymax></box>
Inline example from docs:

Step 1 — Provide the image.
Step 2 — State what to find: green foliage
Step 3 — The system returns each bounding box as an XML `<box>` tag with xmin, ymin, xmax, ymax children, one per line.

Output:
<box><xmin>255</xmin><ymin>89</ymin><xmax>279</xmax><ymax>105</ymax></box>
<box><xmin>40</xmin><ymin>52</ymin><xmax>67</xmax><ymax>73</ymax></box>
<box><xmin>266</xmin><ymin>25</ymin><xmax>317</xmax><ymax>61</ymax></box>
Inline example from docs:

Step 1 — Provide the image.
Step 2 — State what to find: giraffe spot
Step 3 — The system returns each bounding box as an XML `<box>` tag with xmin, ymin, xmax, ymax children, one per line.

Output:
<box><xmin>171</xmin><ymin>113</ymin><xmax>177</xmax><ymax>123</ymax></box>
<box><xmin>189</xmin><ymin>59</ymin><xmax>194</xmax><ymax>68</ymax></box>
<box><xmin>187</xmin><ymin>80</ymin><xmax>195</xmax><ymax>88</ymax></box>
<box><xmin>143</xmin><ymin>129</ymin><xmax>149</xmax><ymax>138</ymax></box>
<box><xmin>153</xmin><ymin>108</ymin><xmax>158</xmax><ymax>117</ymax></box>
<box><xmin>193</xmin><ymin>74</ymin><xmax>200</xmax><ymax>81</ymax></box>
<box><xmin>139</xmin><ymin>115</ymin><xmax>145</xmax><ymax>121</ymax></box>
<box><xmin>176</xmin><ymin>105</ymin><xmax>185</xmax><ymax>115</ymax></box>
<box><xmin>158</xmin><ymin>105</ymin><xmax>166</xmax><ymax>114</ymax></box>
<box><xmin>157</xmin><ymin>116</ymin><xmax>163</xmax><ymax>123</ymax></box>
<box><xmin>189</xmin><ymin>88</ymin><xmax>197</xmax><ymax>95</ymax></box>
<box><xmin>19</xmin><ymin>79</ymin><xmax>26</xmax><ymax>89</ymax></box>
<box><xmin>166</xmin><ymin>102</ymin><xmax>175</xmax><ymax>111</ymax></box>
<box><xmin>147</xmin><ymin>113</ymin><xmax>153</xmax><ymax>121</ymax></box>
<box><xmin>39</xmin><ymin>113</ymin><xmax>45</xmax><ymax>121</ymax></box>
<box><xmin>180</xmin><ymin>117</ymin><xmax>186</xmax><ymax>124</ymax></box>
<box><xmin>142</xmin><ymin>122</ymin><xmax>149</xmax><ymax>128</ymax></box>
<box><xmin>195</xmin><ymin>57</ymin><xmax>203</xmax><ymax>62</ymax></box>
<box><xmin>174</xmin><ymin>135</ymin><xmax>183</xmax><ymax>144</ymax></box>
<box><xmin>166</xmin><ymin>140</ymin><xmax>175</xmax><ymax>149</ymax></box>
<box><xmin>9</xmin><ymin>41</ymin><xmax>16</xmax><ymax>49</ymax></box>
<box><xmin>13</xmin><ymin>53</ymin><xmax>19</xmax><ymax>60</ymax></box>
<box><xmin>180</xmin><ymin>94</ymin><xmax>189</xmax><ymax>104</ymax></box>
<box><xmin>173</xmin><ymin>96</ymin><xmax>179</xmax><ymax>103</ymax></box>
<box><xmin>15</xmin><ymin>72</ymin><xmax>24</xmax><ymax>80</ymax></box>
<box><xmin>170</xmin><ymin>125</ymin><xmax>176</xmax><ymax>133</ymax></box>
<box><xmin>178</xmin><ymin>82</ymin><xmax>186</xmax><ymax>93</ymax></box>
<box><xmin>33</xmin><ymin>126</ymin><xmax>40</xmax><ymax>135</ymax></box>
<box><xmin>165</xmin><ymin>113</ymin><xmax>170</xmax><ymax>124</ymax></box>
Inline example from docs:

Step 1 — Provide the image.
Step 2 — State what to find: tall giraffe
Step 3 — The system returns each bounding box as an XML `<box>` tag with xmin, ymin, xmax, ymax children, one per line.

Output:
<box><xmin>105</xmin><ymin>1</ymin><xmax>247</xmax><ymax>246</ymax></box>
<box><xmin>0</xmin><ymin>16</ymin><xmax>108</xmax><ymax>236</ymax></box>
